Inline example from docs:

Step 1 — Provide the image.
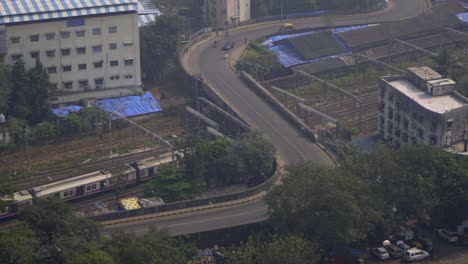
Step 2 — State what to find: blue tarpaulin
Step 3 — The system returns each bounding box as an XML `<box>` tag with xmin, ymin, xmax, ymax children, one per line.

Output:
<box><xmin>263</xmin><ymin>25</ymin><xmax>375</xmax><ymax>67</ymax></box>
<box><xmin>457</xmin><ymin>12</ymin><xmax>468</xmax><ymax>23</ymax></box>
<box><xmin>52</xmin><ymin>106</ymin><xmax>82</xmax><ymax>117</ymax></box>
<box><xmin>96</xmin><ymin>92</ymin><xmax>162</xmax><ymax>119</ymax></box>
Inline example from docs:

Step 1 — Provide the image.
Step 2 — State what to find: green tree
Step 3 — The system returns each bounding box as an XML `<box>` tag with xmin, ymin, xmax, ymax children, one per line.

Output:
<box><xmin>31</xmin><ymin>121</ymin><xmax>57</xmax><ymax>143</ymax></box>
<box><xmin>143</xmin><ymin>163</ymin><xmax>195</xmax><ymax>202</ymax></box>
<box><xmin>0</xmin><ymin>63</ymin><xmax>12</xmax><ymax>114</ymax></box>
<box><xmin>433</xmin><ymin>48</ymin><xmax>453</xmax><ymax>76</ymax></box>
<box><xmin>140</xmin><ymin>15</ymin><xmax>183</xmax><ymax>82</ymax></box>
<box><xmin>266</xmin><ymin>163</ymin><xmax>378</xmax><ymax>249</ymax></box>
<box><xmin>20</xmin><ymin>197</ymin><xmax>100</xmax><ymax>261</ymax></box>
<box><xmin>9</xmin><ymin>60</ymin><xmax>30</xmax><ymax>120</ymax></box>
<box><xmin>0</xmin><ymin>224</ymin><xmax>39</xmax><ymax>264</ymax></box>
<box><xmin>258</xmin><ymin>235</ymin><xmax>319</xmax><ymax>264</ymax></box>
<box><xmin>238</xmin><ymin>42</ymin><xmax>282</xmax><ymax>80</ymax></box>
<box><xmin>65</xmin><ymin>243</ymin><xmax>114</xmax><ymax>264</ymax></box>
<box><xmin>104</xmin><ymin>231</ymin><xmax>197</xmax><ymax>264</ymax></box>
<box><xmin>226</xmin><ymin>132</ymin><xmax>276</xmax><ymax>183</ymax></box>
<box><xmin>27</xmin><ymin>59</ymin><xmax>53</xmax><ymax>125</ymax></box>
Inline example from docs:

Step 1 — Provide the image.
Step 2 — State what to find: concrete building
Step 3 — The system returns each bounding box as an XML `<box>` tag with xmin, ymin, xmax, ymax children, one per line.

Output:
<box><xmin>0</xmin><ymin>0</ymin><xmax>158</xmax><ymax>105</ymax></box>
<box><xmin>378</xmin><ymin>67</ymin><xmax>468</xmax><ymax>151</ymax></box>
<box><xmin>204</xmin><ymin>0</ymin><xmax>251</xmax><ymax>28</ymax></box>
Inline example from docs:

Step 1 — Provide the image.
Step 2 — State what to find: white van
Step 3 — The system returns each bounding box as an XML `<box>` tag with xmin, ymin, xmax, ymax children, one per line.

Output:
<box><xmin>403</xmin><ymin>248</ymin><xmax>429</xmax><ymax>262</ymax></box>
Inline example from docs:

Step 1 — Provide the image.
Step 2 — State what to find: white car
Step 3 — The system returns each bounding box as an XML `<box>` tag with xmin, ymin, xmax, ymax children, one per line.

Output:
<box><xmin>437</xmin><ymin>229</ymin><xmax>459</xmax><ymax>243</ymax></box>
<box><xmin>396</xmin><ymin>240</ymin><xmax>411</xmax><ymax>250</ymax></box>
<box><xmin>403</xmin><ymin>248</ymin><xmax>429</xmax><ymax>262</ymax></box>
<box><xmin>372</xmin><ymin>247</ymin><xmax>390</xmax><ymax>260</ymax></box>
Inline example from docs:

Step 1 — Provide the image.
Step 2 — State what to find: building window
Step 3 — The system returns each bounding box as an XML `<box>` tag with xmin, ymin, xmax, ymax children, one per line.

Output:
<box><xmin>78</xmin><ymin>64</ymin><xmax>87</xmax><ymax>70</ymax></box>
<box><xmin>109</xmin><ymin>43</ymin><xmax>117</xmax><ymax>50</ymax></box>
<box><xmin>45</xmin><ymin>33</ymin><xmax>56</xmax><ymax>40</ymax></box>
<box><xmin>447</xmin><ymin>119</ymin><xmax>454</xmax><ymax>129</ymax></box>
<box><xmin>94</xmin><ymin>61</ymin><xmax>103</xmax><ymax>69</ymax></box>
<box><xmin>30</xmin><ymin>51</ymin><xmax>40</xmax><ymax>59</ymax></box>
<box><xmin>108</xmin><ymin>26</ymin><xmax>117</xmax><ymax>34</ymax></box>
<box><xmin>110</xmin><ymin>75</ymin><xmax>120</xmax><ymax>80</ymax></box>
<box><xmin>64</xmin><ymin>81</ymin><xmax>73</xmax><ymax>89</ymax></box>
<box><xmin>62</xmin><ymin>65</ymin><xmax>72</xmax><ymax>72</ymax></box>
<box><xmin>92</xmin><ymin>45</ymin><xmax>102</xmax><ymax>53</ymax></box>
<box><xmin>60</xmin><ymin>31</ymin><xmax>70</xmax><ymax>38</ymax></box>
<box><xmin>79</xmin><ymin>80</ymin><xmax>89</xmax><ymax>88</ymax></box>
<box><xmin>11</xmin><ymin>54</ymin><xmax>23</xmax><ymax>61</ymax></box>
<box><xmin>92</xmin><ymin>28</ymin><xmax>101</xmax><ymax>36</ymax></box>
<box><xmin>10</xmin><ymin>36</ymin><xmax>20</xmax><ymax>44</ymax></box>
<box><xmin>86</xmin><ymin>184</ymin><xmax>97</xmax><ymax>191</ymax></box>
<box><xmin>76</xmin><ymin>47</ymin><xmax>86</xmax><ymax>54</ymax></box>
<box><xmin>95</xmin><ymin>78</ymin><xmax>104</xmax><ymax>88</ymax></box>
<box><xmin>61</xmin><ymin>49</ymin><xmax>71</xmax><ymax>56</ymax></box>
<box><xmin>123</xmin><ymin>41</ymin><xmax>133</xmax><ymax>47</ymax></box>
<box><xmin>47</xmin><ymin>66</ymin><xmax>57</xmax><ymax>74</ymax></box>
<box><xmin>67</xmin><ymin>18</ymin><xmax>85</xmax><ymax>27</ymax></box>
<box><xmin>124</xmin><ymin>74</ymin><xmax>133</xmax><ymax>79</ymax></box>
<box><xmin>46</xmin><ymin>50</ymin><xmax>56</xmax><ymax>57</ymax></box>
<box><xmin>30</xmin><ymin>34</ymin><xmax>39</xmax><ymax>42</ymax></box>
<box><xmin>76</xmin><ymin>30</ymin><xmax>85</xmax><ymax>37</ymax></box>
<box><xmin>124</xmin><ymin>58</ymin><xmax>134</xmax><ymax>66</ymax></box>
<box><xmin>110</xmin><ymin>60</ymin><xmax>119</xmax><ymax>67</ymax></box>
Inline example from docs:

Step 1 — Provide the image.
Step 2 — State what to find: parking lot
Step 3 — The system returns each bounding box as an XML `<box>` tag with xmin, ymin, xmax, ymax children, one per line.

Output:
<box><xmin>368</xmin><ymin>229</ymin><xmax>468</xmax><ymax>264</ymax></box>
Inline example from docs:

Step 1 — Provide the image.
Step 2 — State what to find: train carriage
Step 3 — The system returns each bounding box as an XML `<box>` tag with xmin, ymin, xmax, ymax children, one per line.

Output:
<box><xmin>133</xmin><ymin>153</ymin><xmax>174</xmax><ymax>182</ymax></box>
<box><xmin>31</xmin><ymin>170</ymin><xmax>113</xmax><ymax>200</ymax></box>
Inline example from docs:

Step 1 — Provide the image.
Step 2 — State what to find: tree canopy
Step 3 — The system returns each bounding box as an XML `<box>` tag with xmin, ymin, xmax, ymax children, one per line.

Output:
<box><xmin>140</xmin><ymin>15</ymin><xmax>184</xmax><ymax>83</ymax></box>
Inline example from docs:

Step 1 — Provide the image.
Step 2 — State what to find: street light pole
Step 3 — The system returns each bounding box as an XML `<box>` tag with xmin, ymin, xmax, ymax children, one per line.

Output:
<box><xmin>280</xmin><ymin>0</ymin><xmax>283</xmax><ymax>20</ymax></box>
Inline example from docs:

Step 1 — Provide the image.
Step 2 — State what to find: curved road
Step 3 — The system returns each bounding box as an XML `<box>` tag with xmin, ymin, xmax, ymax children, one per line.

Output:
<box><xmin>103</xmin><ymin>0</ymin><xmax>429</xmax><ymax>236</ymax></box>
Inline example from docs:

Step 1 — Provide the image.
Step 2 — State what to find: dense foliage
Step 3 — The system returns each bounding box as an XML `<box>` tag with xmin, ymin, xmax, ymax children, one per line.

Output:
<box><xmin>238</xmin><ymin>41</ymin><xmax>283</xmax><ymax>80</ymax></box>
<box><xmin>266</xmin><ymin>144</ymin><xmax>468</xmax><ymax>250</ymax></box>
<box><xmin>144</xmin><ymin>132</ymin><xmax>276</xmax><ymax>202</ymax></box>
<box><xmin>140</xmin><ymin>15</ymin><xmax>184</xmax><ymax>82</ymax></box>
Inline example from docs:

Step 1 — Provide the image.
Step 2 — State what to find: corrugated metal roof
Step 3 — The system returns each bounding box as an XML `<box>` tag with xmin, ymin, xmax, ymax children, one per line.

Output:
<box><xmin>0</xmin><ymin>0</ymin><xmax>139</xmax><ymax>25</ymax></box>
<box><xmin>137</xmin><ymin>0</ymin><xmax>160</xmax><ymax>26</ymax></box>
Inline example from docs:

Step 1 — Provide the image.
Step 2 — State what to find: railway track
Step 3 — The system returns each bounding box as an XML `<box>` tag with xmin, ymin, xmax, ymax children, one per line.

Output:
<box><xmin>7</xmin><ymin>147</ymin><xmax>172</xmax><ymax>190</ymax></box>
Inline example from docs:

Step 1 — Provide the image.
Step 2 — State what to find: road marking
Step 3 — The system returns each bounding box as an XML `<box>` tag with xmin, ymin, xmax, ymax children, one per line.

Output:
<box><xmin>167</xmin><ymin>209</ymin><xmax>267</xmax><ymax>228</ymax></box>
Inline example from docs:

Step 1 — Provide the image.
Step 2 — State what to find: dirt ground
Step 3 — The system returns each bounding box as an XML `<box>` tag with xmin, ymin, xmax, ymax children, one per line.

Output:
<box><xmin>0</xmin><ymin>94</ymin><xmax>189</xmax><ymax>179</ymax></box>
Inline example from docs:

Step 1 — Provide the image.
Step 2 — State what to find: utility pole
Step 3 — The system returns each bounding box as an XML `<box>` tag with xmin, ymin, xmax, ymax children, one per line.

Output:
<box><xmin>24</xmin><ymin>127</ymin><xmax>31</xmax><ymax>173</ymax></box>
<box><xmin>108</xmin><ymin>113</ymin><xmax>112</xmax><ymax>157</ymax></box>
<box><xmin>188</xmin><ymin>16</ymin><xmax>191</xmax><ymax>50</ymax></box>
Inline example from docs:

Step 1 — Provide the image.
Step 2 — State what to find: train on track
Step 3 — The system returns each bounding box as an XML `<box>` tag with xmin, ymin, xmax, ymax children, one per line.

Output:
<box><xmin>0</xmin><ymin>153</ymin><xmax>175</xmax><ymax>219</ymax></box>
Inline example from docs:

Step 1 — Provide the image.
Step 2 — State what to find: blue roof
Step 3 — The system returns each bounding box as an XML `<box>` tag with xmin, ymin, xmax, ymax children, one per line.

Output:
<box><xmin>0</xmin><ymin>0</ymin><xmax>139</xmax><ymax>25</ymax></box>
<box><xmin>96</xmin><ymin>92</ymin><xmax>162</xmax><ymax>119</ymax></box>
<box><xmin>52</xmin><ymin>105</ymin><xmax>82</xmax><ymax>117</ymax></box>
<box><xmin>137</xmin><ymin>0</ymin><xmax>160</xmax><ymax>26</ymax></box>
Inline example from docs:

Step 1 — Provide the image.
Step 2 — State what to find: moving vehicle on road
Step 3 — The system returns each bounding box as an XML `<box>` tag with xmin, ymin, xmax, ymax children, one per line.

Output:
<box><xmin>403</xmin><ymin>248</ymin><xmax>429</xmax><ymax>262</ymax></box>
<box><xmin>222</xmin><ymin>41</ymin><xmax>235</xmax><ymax>51</ymax></box>
<box><xmin>279</xmin><ymin>22</ymin><xmax>294</xmax><ymax>31</ymax></box>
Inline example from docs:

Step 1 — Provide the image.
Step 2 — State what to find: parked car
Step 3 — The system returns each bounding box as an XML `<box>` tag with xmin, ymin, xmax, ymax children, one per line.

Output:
<box><xmin>279</xmin><ymin>22</ymin><xmax>294</xmax><ymax>31</ymax></box>
<box><xmin>372</xmin><ymin>247</ymin><xmax>390</xmax><ymax>261</ymax></box>
<box><xmin>385</xmin><ymin>244</ymin><xmax>404</xmax><ymax>259</ymax></box>
<box><xmin>222</xmin><ymin>41</ymin><xmax>235</xmax><ymax>51</ymax></box>
<box><xmin>403</xmin><ymin>248</ymin><xmax>429</xmax><ymax>262</ymax></box>
<box><xmin>396</xmin><ymin>240</ymin><xmax>411</xmax><ymax>250</ymax></box>
<box><xmin>437</xmin><ymin>229</ymin><xmax>459</xmax><ymax>243</ymax></box>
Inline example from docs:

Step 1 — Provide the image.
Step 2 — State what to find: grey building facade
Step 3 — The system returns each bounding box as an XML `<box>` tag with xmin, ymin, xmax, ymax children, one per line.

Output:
<box><xmin>378</xmin><ymin>67</ymin><xmax>468</xmax><ymax>149</ymax></box>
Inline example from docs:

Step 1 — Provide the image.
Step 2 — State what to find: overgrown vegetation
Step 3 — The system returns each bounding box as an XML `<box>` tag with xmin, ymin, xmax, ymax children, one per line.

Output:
<box><xmin>238</xmin><ymin>41</ymin><xmax>283</xmax><ymax>80</ymax></box>
<box><xmin>266</xmin><ymin>144</ymin><xmax>468</xmax><ymax>251</ymax></box>
<box><xmin>143</xmin><ymin>132</ymin><xmax>276</xmax><ymax>202</ymax></box>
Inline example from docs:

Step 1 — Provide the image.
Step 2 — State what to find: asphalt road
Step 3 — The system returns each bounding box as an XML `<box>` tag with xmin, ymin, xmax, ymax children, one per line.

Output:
<box><xmin>103</xmin><ymin>0</ymin><xmax>429</xmax><ymax>236</ymax></box>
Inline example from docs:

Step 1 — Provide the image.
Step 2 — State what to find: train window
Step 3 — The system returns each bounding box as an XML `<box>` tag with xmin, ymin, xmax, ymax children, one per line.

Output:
<box><xmin>63</xmin><ymin>190</ymin><xmax>74</xmax><ymax>197</ymax></box>
<box><xmin>86</xmin><ymin>184</ymin><xmax>97</xmax><ymax>191</ymax></box>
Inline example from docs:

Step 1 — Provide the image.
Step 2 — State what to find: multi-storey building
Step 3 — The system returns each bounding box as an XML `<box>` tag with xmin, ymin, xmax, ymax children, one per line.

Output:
<box><xmin>0</xmin><ymin>0</ymin><xmax>152</xmax><ymax>105</ymax></box>
<box><xmin>378</xmin><ymin>67</ymin><xmax>468</xmax><ymax>150</ymax></box>
<box><xmin>204</xmin><ymin>0</ymin><xmax>251</xmax><ymax>28</ymax></box>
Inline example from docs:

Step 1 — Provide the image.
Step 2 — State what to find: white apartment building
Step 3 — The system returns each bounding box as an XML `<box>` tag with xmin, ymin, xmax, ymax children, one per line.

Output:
<box><xmin>204</xmin><ymin>0</ymin><xmax>251</xmax><ymax>28</ymax></box>
<box><xmin>0</xmin><ymin>0</ymin><xmax>149</xmax><ymax>105</ymax></box>
<box><xmin>378</xmin><ymin>67</ymin><xmax>468</xmax><ymax>150</ymax></box>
